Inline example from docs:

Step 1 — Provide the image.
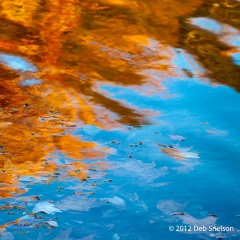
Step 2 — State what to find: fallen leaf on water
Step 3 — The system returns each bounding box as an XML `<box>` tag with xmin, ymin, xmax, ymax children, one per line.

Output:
<box><xmin>161</xmin><ymin>148</ymin><xmax>183</xmax><ymax>160</ymax></box>
<box><xmin>181</xmin><ymin>151</ymin><xmax>199</xmax><ymax>159</ymax></box>
<box><xmin>206</xmin><ymin>129</ymin><xmax>228</xmax><ymax>136</ymax></box>
<box><xmin>112</xmin><ymin>233</ymin><xmax>120</xmax><ymax>240</ymax></box>
<box><xmin>51</xmin><ymin>228</ymin><xmax>72</xmax><ymax>240</ymax></box>
<box><xmin>56</xmin><ymin>196</ymin><xmax>97</xmax><ymax>212</ymax></box>
<box><xmin>106</xmin><ymin>196</ymin><xmax>125</xmax><ymax>208</ymax></box>
<box><xmin>46</xmin><ymin>221</ymin><xmax>58</xmax><ymax>227</ymax></box>
<box><xmin>169</xmin><ymin>134</ymin><xmax>186</xmax><ymax>141</ymax></box>
<box><xmin>161</xmin><ymin>146</ymin><xmax>199</xmax><ymax>160</ymax></box>
<box><xmin>32</xmin><ymin>202</ymin><xmax>61</xmax><ymax>214</ymax></box>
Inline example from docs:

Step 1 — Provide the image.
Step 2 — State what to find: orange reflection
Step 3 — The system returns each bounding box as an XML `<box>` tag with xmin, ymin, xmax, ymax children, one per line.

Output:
<box><xmin>0</xmin><ymin>64</ymin><xmax>106</xmax><ymax>197</ymax></box>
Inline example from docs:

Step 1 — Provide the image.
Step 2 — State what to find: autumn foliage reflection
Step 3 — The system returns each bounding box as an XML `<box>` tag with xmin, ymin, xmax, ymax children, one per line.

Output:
<box><xmin>0</xmin><ymin>0</ymin><xmax>240</xmax><ymax>197</ymax></box>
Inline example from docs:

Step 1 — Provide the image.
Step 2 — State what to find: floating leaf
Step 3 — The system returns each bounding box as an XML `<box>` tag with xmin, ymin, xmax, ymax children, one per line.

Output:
<box><xmin>161</xmin><ymin>147</ymin><xmax>199</xmax><ymax>160</ymax></box>
<box><xmin>32</xmin><ymin>202</ymin><xmax>61</xmax><ymax>214</ymax></box>
<box><xmin>169</xmin><ymin>134</ymin><xmax>186</xmax><ymax>141</ymax></box>
<box><xmin>46</xmin><ymin>221</ymin><xmax>58</xmax><ymax>227</ymax></box>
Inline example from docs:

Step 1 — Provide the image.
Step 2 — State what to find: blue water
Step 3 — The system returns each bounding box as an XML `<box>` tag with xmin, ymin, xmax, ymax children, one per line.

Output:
<box><xmin>1</xmin><ymin>65</ymin><xmax>240</xmax><ymax>239</ymax></box>
<box><xmin>0</xmin><ymin>16</ymin><xmax>240</xmax><ymax>240</ymax></box>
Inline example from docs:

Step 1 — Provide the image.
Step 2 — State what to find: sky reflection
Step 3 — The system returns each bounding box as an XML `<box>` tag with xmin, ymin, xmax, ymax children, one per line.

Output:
<box><xmin>0</xmin><ymin>54</ymin><xmax>38</xmax><ymax>72</ymax></box>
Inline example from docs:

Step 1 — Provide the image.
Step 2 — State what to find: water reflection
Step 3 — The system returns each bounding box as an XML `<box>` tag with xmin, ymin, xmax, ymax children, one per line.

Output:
<box><xmin>0</xmin><ymin>58</ymin><xmax>106</xmax><ymax>198</ymax></box>
<box><xmin>0</xmin><ymin>0</ymin><xmax>239</xmax><ymax>196</ymax></box>
<box><xmin>0</xmin><ymin>54</ymin><xmax>38</xmax><ymax>72</ymax></box>
<box><xmin>0</xmin><ymin>0</ymin><xmax>240</xmax><ymax>238</ymax></box>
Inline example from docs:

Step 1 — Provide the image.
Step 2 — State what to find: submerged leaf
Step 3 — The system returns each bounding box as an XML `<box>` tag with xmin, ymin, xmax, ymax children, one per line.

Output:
<box><xmin>56</xmin><ymin>196</ymin><xmax>97</xmax><ymax>212</ymax></box>
<box><xmin>112</xmin><ymin>233</ymin><xmax>120</xmax><ymax>240</ymax></box>
<box><xmin>107</xmin><ymin>196</ymin><xmax>125</xmax><ymax>207</ymax></box>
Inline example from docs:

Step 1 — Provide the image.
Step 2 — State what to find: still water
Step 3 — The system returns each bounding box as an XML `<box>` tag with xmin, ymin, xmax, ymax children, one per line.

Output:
<box><xmin>0</xmin><ymin>0</ymin><xmax>240</xmax><ymax>239</ymax></box>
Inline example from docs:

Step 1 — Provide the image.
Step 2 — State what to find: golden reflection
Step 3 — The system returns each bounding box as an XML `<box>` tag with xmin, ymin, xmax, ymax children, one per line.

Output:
<box><xmin>0</xmin><ymin>0</ymin><xmax>240</xmax><ymax>198</ymax></box>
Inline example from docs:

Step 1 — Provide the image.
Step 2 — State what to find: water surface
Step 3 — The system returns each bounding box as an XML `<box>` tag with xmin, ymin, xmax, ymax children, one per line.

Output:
<box><xmin>0</xmin><ymin>0</ymin><xmax>240</xmax><ymax>239</ymax></box>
